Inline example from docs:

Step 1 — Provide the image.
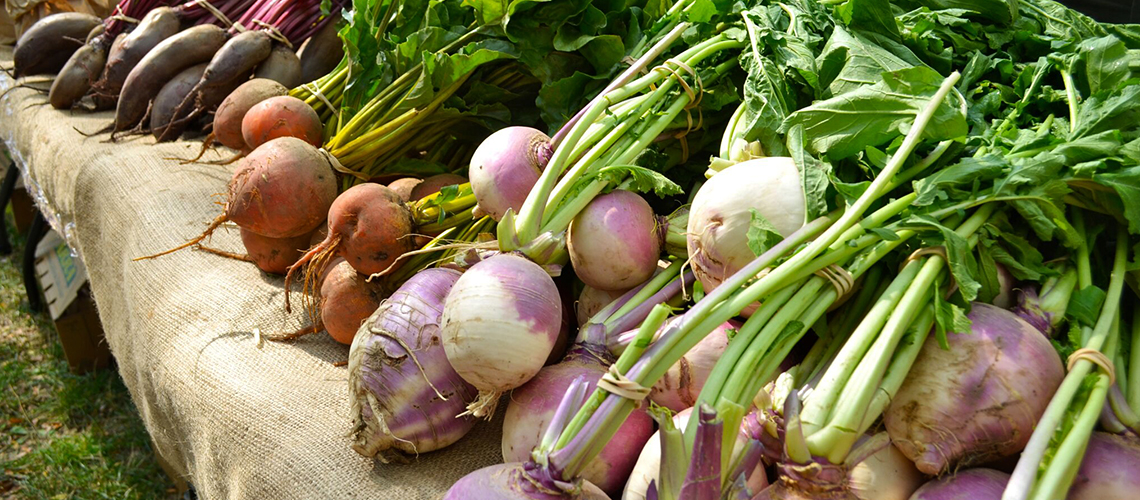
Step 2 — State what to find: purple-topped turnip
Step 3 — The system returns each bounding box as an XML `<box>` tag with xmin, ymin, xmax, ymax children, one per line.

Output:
<box><xmin>885</xmin><ymin>303</ymin><xmax>1064</xmax><ymax>474</ymax></box>
<box><xmin>568</xmin><ymin>190</ymin><xmax>662</xmax><ymax>291</ymax></box>
<box><xmin>348</xmin><ymin>268</ymin><xmax>476</xmax><ymax>460</ymax></box>
<box><xmin>441</xmin><ymin>254</ymin><xmax>563</xmax><ymax>418</ymax></box>
<box><xmin>907</xmin><ymin>468</ymin><xmax>1008</xmax><ymax>500</ymax></box>
<box><xmin>469</xmin><ymin>127</ymin><xmax>553</xmax><ymax>221</ymax></box>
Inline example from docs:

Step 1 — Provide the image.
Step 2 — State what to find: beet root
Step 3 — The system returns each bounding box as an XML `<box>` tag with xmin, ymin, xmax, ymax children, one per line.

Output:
<box><xmin>14</xmin><ymin>13</ymin><xmax>100</xmax><ymax>77</ymax></box>
<box><xmin>49</xmin><ymin>42</ymin><xmax>107</xmax><ymax>109</ymax></box>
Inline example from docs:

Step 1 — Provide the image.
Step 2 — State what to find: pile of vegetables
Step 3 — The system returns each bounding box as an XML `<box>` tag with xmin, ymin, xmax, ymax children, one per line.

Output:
<box><xmin>18</xmin><ymin>0</ymin><xmax>1140</xmax><ymax>497</ymax></box>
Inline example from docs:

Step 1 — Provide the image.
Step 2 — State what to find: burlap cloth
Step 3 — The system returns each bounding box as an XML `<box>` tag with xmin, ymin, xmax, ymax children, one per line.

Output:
<box><xmin>0</xmin><ymin>48</ymin><xmax>504</xmax><ymax>499</ymax></box>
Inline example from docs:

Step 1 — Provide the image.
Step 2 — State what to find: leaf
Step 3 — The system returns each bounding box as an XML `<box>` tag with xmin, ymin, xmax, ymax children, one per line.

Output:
<box><xmin>1078</xmin><ymin>36</ymin><xmax>1130</xmax><ymax>95</ymax></box>
<box><xmin>1067</xmin><ymin>285</ymin><xmax>1107</xmax><ymax>327</ymax></box>
<box><xmin>870</xmin><ymin>227</ymin><xmax>901</xmax><ymax>241</ymax></box>
<box><xmin>933</xmin><ymin>291</ymin><xmax>972</xmax><ymax>350</ymax></box>
<box><xmin>595</xmin><ymin>165</ymin><xmax>683</xmax><ymax>197</ymax></box>
<box><xmin>747</xmin><ymin>208</ymin><xmax>785</xmax><ymax>257</ymax></box>
<box><xmin>817</xmin><ymin>25</ymin><xmax>912</xmax><ymax>97</ymax></box>
<box><xmin>912</xmin><ymin>217</ymin><xmax>982</xmax><ymax>302</ymax></box>
<box><xmin>1095</xmin><ymin>166</ymin><xmax>1140</xmax><ymax>234</ymax></box>
<box><xmin>900</xmin><ymin>0</ymin><xmax>1018</xmax><ymax>26</ymax></box>
<box><xmin>834</xmin><ymin>0</ymin><xmax>901</xmax><ymax>41</ymax></box>
<box><xmin>976</xmin><ymin>244</ymin><xmax>1001</xmax><ymax>304</ymax></box>
<box><xmin>913</xmin><ymin>155</ymin><xmax>1007</xmax><ymax>206</ymax></box>
<box><xmin>1071</xmin><ymin>86</ymin><xmax>1140</xmax><ymax>140</ymax></box>
<box><xmin>786</xmin><ymin>124</ymin><xmax>832</xmax><ymax>220</ymax></box>
<box><xmin>783</xmin><ymin>66</ymin><xmax>968</xmax><ymax>160</ymax></box>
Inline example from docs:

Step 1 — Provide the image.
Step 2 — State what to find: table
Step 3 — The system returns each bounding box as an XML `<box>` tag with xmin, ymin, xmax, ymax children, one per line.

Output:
<box><xmin>0</xmin><ymin>49</ymin><xmax>504</xmax><ymax>499</ymax></box>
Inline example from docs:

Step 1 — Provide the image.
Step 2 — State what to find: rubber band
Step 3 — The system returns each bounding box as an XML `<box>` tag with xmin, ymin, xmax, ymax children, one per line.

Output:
<box><xmin>654</xmin><ymin>64</ymin><xmax>697</xmax><ymax>105</ymax></box>
<box><xmin>1068</xmin><ymin>348</ymin><xmax>1116</xmax><ymax>385</ymax></box>
<box><xmin>305</xmin><ymin>83</ymin><xmax>335</xmax><ymax>111</ymax></box>
<box><xmin>597</xmin><ymin>364</ymin><xmax>650</xmax><ymax>403</ymax></box>
<box><xmin>253</xmin><ymin>20</ymin><xmax>293</xmax><ymax>49</ymax></box>
<box><xmin>666</xmin><ymin>58</ymin><xmax>704</xmax><ymax>109</ymax></box>
<box><xmin>197</xmin><ymin>0</ymin><xmax>236</xmax><ymax>29</ymax></box>
<box><xmin>109</xmin><ymin>14</ymin><xmax>140</xmax><ymax>24</ymax></box>
<box><xmin>906</xmin><ymin>246</ymin><xmax>948</xmax><ymax>264</ymax></box>
<box><xmin>621</xmin><ymin>56</ymin><xmax>651</xmax><ymax>77</ymax></box>
<box><xmin>814</xmin><ymin>264</ymin><xmax>855</xmax><ymax>300</ymax></box>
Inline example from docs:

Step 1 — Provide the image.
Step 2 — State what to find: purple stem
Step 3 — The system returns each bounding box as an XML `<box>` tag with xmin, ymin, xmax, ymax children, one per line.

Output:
<box><xmin>680</xmin><ymin>404</ymin><xmax>723</xmax><ymax>500</ymax></box>
<box><xmin>576</xmin><ymin>270</ymin><xmax>692</xmax><ymax>346</ymax></box>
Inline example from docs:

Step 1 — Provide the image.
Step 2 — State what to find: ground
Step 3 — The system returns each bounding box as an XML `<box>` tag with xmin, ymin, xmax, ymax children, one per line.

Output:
<box><xmin>0</xmin><ymin>205</ymin><xmax>180</xmax><ymax>500</ymax></box>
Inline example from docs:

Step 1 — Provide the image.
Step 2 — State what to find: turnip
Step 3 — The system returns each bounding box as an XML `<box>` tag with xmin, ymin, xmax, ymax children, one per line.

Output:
<box><xmin>885</xmin><ymin>303</ymin><xmax>1065</xmax><ymax>475</ymax></box>
<box><xmin>568</xmin><ymin>190</ymin><xmax>662</xmax><ymax>291</ymax></box>
<box><xmin>1067</xmin><ymin>432</ymin><xmax>1140</xmax><ymax>500</ymax></box>
<box><xmin>752</xmin><ymin>433</ymin><xmax>923</xmax><ymax>500</ymax></box>
<box><xmin>686</xmin><ymin>158</ymin><xmax>806</xmax><ymax>300</ymax></box>
<box><xmin>349</xmin><ymin>267</ymin><xmax>478</xmax><ymax>460</ymax></box>
<box><xmin>469</xmin><ymin>127</ymin><xmax>552</xmax><ymax>221</ymax></box>
<box><xmin>623</xmin><ymin>408</ymin><xmax>770</xmax><ymax>500</ymax></box>
<box><xmin>908</xmin><ymin>469</ymin><xmax>1008</xmax><ymax>500</ymax></box>
<box><xmin>440</xmin><ymin>254</ymin><xmax>563</xmax><ymax>418</ymax></box>
<box><xmin>501</xmin><ymin>345</ymin><xmax>655</xmax><ymax>496</ymax></box>
<box><xmin>576</xmin><ymin>285</ymin><xmax>629</xmax><ymax>327</ymax></box>
<box><xmin>648</xmin><ymin>318</ymin><xmax>740</xmax><ymax>412</ymax></box>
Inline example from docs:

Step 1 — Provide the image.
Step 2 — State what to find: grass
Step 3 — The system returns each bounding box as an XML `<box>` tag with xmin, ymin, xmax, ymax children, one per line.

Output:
<box><xmin>0</xmin><ymin>203</ymin><xmax>180</xmax><ymax>500</ymax></box>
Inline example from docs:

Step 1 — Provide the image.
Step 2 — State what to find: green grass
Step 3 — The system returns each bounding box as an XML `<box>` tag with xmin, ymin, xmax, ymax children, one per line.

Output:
<box><xmin>0</xmin><ymin>206</ymin><xmax>179</xmax><ymax>500</ymax></box>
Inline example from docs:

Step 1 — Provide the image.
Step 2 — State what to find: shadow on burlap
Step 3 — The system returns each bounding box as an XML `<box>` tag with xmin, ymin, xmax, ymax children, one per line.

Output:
<box><xmin>0</xmin><ymin>49</ymin><xmax>504</xmax><ymax>499</ymax></box>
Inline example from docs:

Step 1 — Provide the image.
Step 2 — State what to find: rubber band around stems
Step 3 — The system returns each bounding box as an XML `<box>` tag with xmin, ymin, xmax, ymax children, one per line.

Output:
<box><xmin>597</xmin><ymin>364</ymin><xmax>650</xmax><ymax>405</ymax></box>
<box><xmin>814</xmin><ymin>264</ymin><xmax>855</xmax><ymax>300</ymax></box>
<box><xmin>304</xmin><ymin>82</ymin><xmax>336</xmax><ymax>111</ymax></box>
<box><xmin>197</xmin><ymin>0</ymin><xmax>236</xmax><ymax>29</ymax></box>
<box><xmin>1068</xmin><ymin>348</ymin><xmax>1116</xmax><ymax>385</ymax></box>
<box><xmin>904</xmin><ymin>246</ymin><xmax>959</xmax><ymax>297</ymax></box>
<box><xmin>253</xmin><ymin>20</ymin><xmax>293</xmax><ymax>49</ymax></box>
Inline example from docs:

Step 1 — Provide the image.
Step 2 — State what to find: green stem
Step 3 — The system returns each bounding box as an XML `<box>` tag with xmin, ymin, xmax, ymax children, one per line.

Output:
<box><xmin>1060</xmin><ymin>69</ymin><xmax>1079</xmax><ymax>135</ymax></box>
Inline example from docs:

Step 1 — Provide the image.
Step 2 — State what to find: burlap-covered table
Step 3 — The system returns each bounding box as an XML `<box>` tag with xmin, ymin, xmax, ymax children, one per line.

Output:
<box><xmin>0</xmin><ymin>49</ymin><xmax>503</xmax><ymax>499</ymax></box>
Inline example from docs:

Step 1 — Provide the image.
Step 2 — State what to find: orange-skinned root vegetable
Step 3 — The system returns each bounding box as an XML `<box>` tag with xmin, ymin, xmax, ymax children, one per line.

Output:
<box><xmin>469</xmin><ymin>126</ymin><xmax>552</xmax><ymax>221</ymax></box>
<box><xmin>13</xmin><ymin>13</ymin><xmax>100</xmax><ymax>77</ymax></box>
<box><xmin>623</xmin><ymin>408</ymin><xmax>770</xmax><ymax>500</ymax></box>
<box><xmin>253</xmin><ymin>45</ymin><xmax>303</xmax><ymax>89</ymax></box>
<box><xmin>687</xmin><ymin>158</ymin><xmax>805</xmax><ymax>306</ymax></box>
<box><xmin>440</xmin><ymin>254</ymin><xmax>563</xmax><ymax>419</ymax></box>
<box><xmin>319</xmin><ymin>260</ymin><xmax>383</xmax><ymax>345</ymax></box>
<box><xmin>213</xmin><ymin>79</ymin><xmax>288</xmax><ymax>151</ymax></box>
<box><xmin>50</xmin><ymin>42</ymin><xmax>107</xmax><ymax>109</ymax></box>
<box><xmin>907</xmin><ymin>468</ymin><xmax>1008</xmax><ymax>500</ymax></box>
<box><xmin>502</xmin><ymin>345</ymin><xmax>655</xmax><ymax>496</ymax></box>
<box><xmin>884</xmin><ymin>303</ymin><xmax>1064</xmax><ymax>475</ymax></box>
<box><xmin>388</xmin><ymin>177</ymin><xmax>423</xmax><ymax>202</ymax></box>
<box><xmin>90</xmin><ymin>7</ymin><xmax>180</xmax><ymax>109</ymax></box>
<box><xmin>1067</xmin><ymin>432</ymin><xmax>1140</xmax><ymax>500</ymax></box>
<box><xmin>284</xmin><ymin>183</ymin><xmax>413</xmax><ymax>315</ymax></box>
<box><xmin>575</xmin><ymin>285</ymin><xmax>629</xmax><ymax>327</ymax></box>
<box><xmin>157</xmin><ymin>30</ymin><xmax>273</xmax><ymax>142</ymax></box>
<box><xmin>136</xmin><ymin>137</ymin><xmax>337</xmax><ymax>259</ymax></box>
<box><xmin>410</xmin><ymin>173</ymin><xmax>467</xmax><ymax>202</ymax></box>
<box><xmin>568</xmin><ymin>190</ymin><xmax>661</xmax><ymax>291</ymax></box>
<box><xmin>114</xmin><ymin>25</ymin><xmax>228</xmax><ymax>134</ymax></box>
<box><xmin>349</xmin><ymin>267</ymin><xmax>478</xmax><ymax>461</ymax></box>
<box><xmin>242</xmin><ymin>95</ymin><xmax>323</xmax><ymax>148</ymax></box>
<box><xmin>239</xmin><ymin>228</ymin><xmax>312</xmax><ymax>275</ymax></box>
<box><xmin>648</xmin><ymin>318</ymin><xmax>740</xmax><ymax>412</ymax></box>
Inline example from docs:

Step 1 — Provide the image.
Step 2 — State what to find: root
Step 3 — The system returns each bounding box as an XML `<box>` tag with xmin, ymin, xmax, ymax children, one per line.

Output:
<box><xmin>332</xmin><ymin>360</ymin><xmax>348</xmax><ymax>367</ymax></box>
<box><xmin>158</xmin><ymin>84</ymin><xmax>204</xmax><ymax>142</ymax></box>
<box><xmin>283</xmin><ymin>234</ymin><xmax>342</xmax><ymax>320</ymax></box>
<box><xmin>75</xmin><ymin>122</ymin><xmax>115</xmax><ymax>137</ymax></box>
<box><xmin>0</xmin><ymin>82</ymin><xmax>50</xmax><ymax>99</ymax></box>
<box><xmin>194</xmin><ymin>243</ymin><xmax>252</xmax><ymax>263</ymax></box>
<box><xmin>171</xmin><ymin>132</ymin><xmax>217</xmax><ymax>164</ymax></box>
<box><xmin>108</xmin><ymin>101</ymin><xmax>153</xmax><ymax>143</ymax></box>
<box><xmin>263</xmin><ymin>321</ymin><xmax>325</xmax><ymax>342</ymax></box>
<box><xmin>134</xmin><ymin>212</ymin><xmax>228</xmax><ymax>261</ymax></box>
<box><xmin>202</xmin><ymin>152</ymin><xmax>245</xmax><ymax>165</ymax></box>
<box><xmin>458</xmin><ymin>390</ymin><xmax>501</xmax><ymax>420</ymax></box>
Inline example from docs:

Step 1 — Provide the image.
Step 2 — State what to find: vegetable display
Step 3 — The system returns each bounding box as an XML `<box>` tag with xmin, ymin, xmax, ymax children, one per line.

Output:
<box><xmin>18</xmin><ymin>0</ymin><xmax>1140</xmax><ymax>497</ymax></box>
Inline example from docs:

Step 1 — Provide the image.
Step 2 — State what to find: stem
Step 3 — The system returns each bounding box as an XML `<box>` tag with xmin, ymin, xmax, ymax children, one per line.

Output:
<box><xmin>1061</xmin><ymin>69</ymin><xmax>1079</xmax><ymax>135</ymax></box>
